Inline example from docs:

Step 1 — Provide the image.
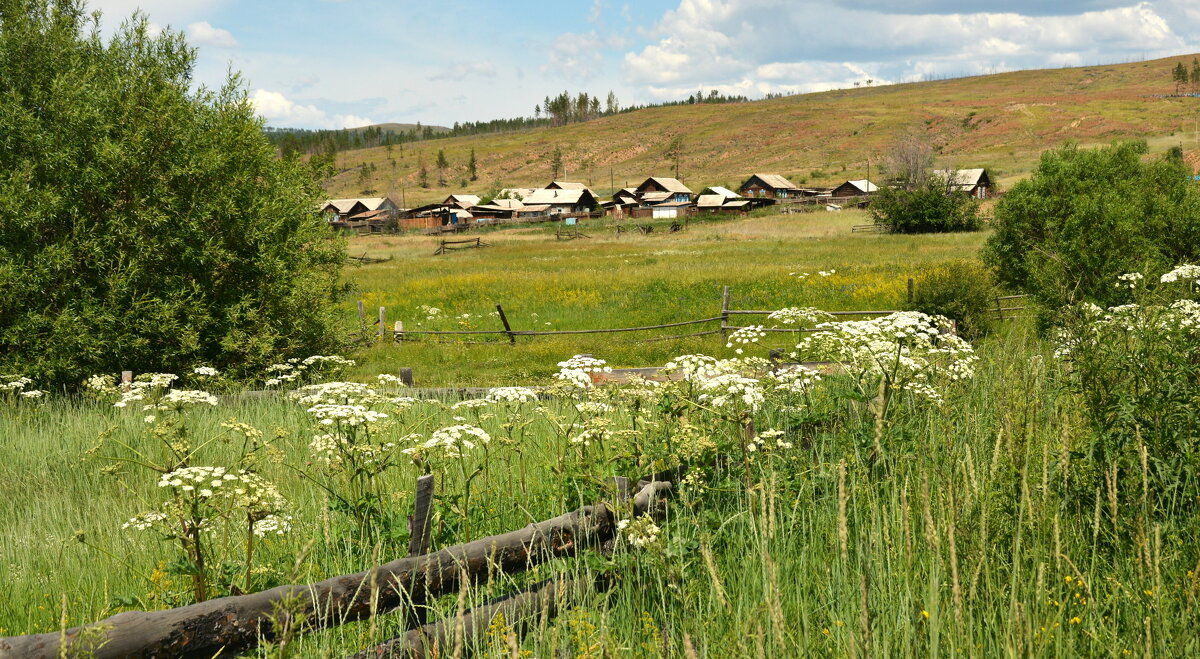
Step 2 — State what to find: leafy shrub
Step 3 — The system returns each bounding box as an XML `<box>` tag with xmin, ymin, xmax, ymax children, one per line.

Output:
<box><xmin>870</xmin><ymin>177</ymin><xmax>981</xmax><ymax>233</ymax></box>
<box><xmin>1052</xmin><ymin>268</ymin><xmax>1200</xmax><ymax>523</ymax></box>
<box><xmin>906</xmin><ymin>260</ymin><xmax>997</xmax><ymax>340</ymax></box>
<box><xmin>0</xmin><ymin>2</ymin><xmax>347</xmax><ymax>387</ymax></box>
<box><xmin>983</xmin><ymin>140</ymin><xmax>1200</xmax><ymax>317</ymax></box>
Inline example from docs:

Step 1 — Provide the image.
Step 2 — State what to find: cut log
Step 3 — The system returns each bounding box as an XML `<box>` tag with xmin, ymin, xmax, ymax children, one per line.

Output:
<box><xmin>0</xmin><ymin>503</ymin><xmax>616</xmax><ymax>658</ymax></box>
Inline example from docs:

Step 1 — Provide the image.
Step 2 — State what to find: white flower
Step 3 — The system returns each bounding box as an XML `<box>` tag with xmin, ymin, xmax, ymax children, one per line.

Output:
<box><xmin>253</xmin><ymin>514</ymin><xmax>293</xmax><ymax>537</ymax></box>
<box><xmin>155</xmin><ymin>389</ymin><xmax>218</xmax><ymax>409</ymax></box>
<box><xmin>697</xmin><ymin>374</ymin><xmax>764</xmax><ymax>412</ymax></box>
<box><xmin>768</xmin><ymin>307</ymin><xmax>834</xmax><ymax>326</ymax></box>
<box><xmin>402</xmin><ymin>424</ymin><xmax>491</xmax><ymax>460</ymax></box>
<box><xmin>1115</xmin><ymin>272</ymin><xmax>1144</xmax><ymax>289</ymax></box>
<box><xmin>555</xmin><ymin>355</ymin><xmax>611</xmax><ymax>389</ymax></box>
<box><xmin>143</xmin><ymin>415</ymin><xmax>157</xmax><ymax>424</ymax></box>
<box><xmin>193</xmin><ymin>366</ymin><xmax>219</xmax><ymax>377</ymax></box>
<box><xmin>19</xmin><ymin>390</ymin><xmax>44</xmax><ymax>399</ymax></box>
<box><xmin>485</xmin><ymin>387</ymin><xmax>539</xmax><ymax>403</ymax></box>
<box><xmin>122</xmin><ymin>511</ymin><xmax>167</xmax><ymax>531</ymax></box>
<box><xmin>293</xmin><ymin>381</ymin><xmax>378</xmax><ymax>406</ymax></box>
<box><xmin>305</xmin><ymin>404</ymin><xmax>388</xmax><ymax>426</ymax></box>
<box><xmin>451</xmin><ymin>398</ymin><xmax>490</xmax><ymax>410</ymax></box>
<box><xmin>1160</xmin><ymin>264</ymin><xmax>1200</xmax><ymax>283</ymax></box>
<box><xmin>725</xmin><ymin>325</ymin><xmax>766</xmax><ymax>354</ymax></box>
<box><xmin>617</xmin><ymin>515</ymin><xmax>661</xmax><ymax>549</ymax></box>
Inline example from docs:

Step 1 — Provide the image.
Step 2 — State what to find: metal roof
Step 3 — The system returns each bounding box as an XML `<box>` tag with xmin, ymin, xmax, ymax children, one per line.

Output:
<box><xmin>547</xmin><ymin>181</ymin><xmax>588</xmax><ymax>189</ymax></box>
<box><xmin>703</xmin><ymin>186</ymin><xmax>741</xmax><ymax>199</ymax></box>
<box><xmin>933</xmin><ymin>169</ymin><xmax>987</xmax><ymax>187</ymax></box>
<box><xmin>696</xmin><ymin>194</ymin><xmax>727</xmax><ymax>208</ymax></box>
<box><xmin>838</xmin><ymin>180</ymin><xmax>878</xmax><ymax>193</ymax></box>
<box><xmin>522</xmin><ymin>188</ymin><xmax>594</xmax><ymax>205</ymax></box>
<box><xmin>325</xmin><ymin>197</ymin><xmax>392</xmax><ymax>213</ymax></box>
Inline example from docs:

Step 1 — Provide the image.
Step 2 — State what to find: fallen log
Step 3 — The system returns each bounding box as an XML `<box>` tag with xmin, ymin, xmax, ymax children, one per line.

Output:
<box><xmin>0</xmin><ymin>477</ymin><xmax>678</xmax><ymax>659</ymax></box>
<box><xmin>0</xmin><ymin>504</ymin><xmax>614</xmax><ymax>658</ymax></box>
<box><xmin>354</xmin><ymin>479</ymin><xmax>675</xmax><ymax>659</ymax></box>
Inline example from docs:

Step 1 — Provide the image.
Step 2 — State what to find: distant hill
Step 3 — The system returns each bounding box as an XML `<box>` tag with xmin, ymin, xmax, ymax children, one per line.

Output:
<box><xmin>322</xmin><ymin>54</ymin><xmax>1200</xmax><ymax>207</ymax></box>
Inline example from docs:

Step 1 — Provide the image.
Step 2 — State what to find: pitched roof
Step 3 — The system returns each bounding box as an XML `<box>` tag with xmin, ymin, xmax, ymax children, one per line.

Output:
<box><xmin>547</xmin><ymin>181</ymin><xmax>588</xmax><ymax>189</ymax></box>
<box><xmin>838</xmin><ymin>180</ymin><xmax>878</xmax><ymax>194</ymax></box>
<box><xmin>749</xmin><ymin>174</ymin><xmax>800</xmax><ymax>190</ymax></box>
<box><xmin>325</xmin><ymin>197</ymin><xmax>392</xmax><ymax>213</ymax></box>
<box><xmin>638</xmin><ymin>177</ymin><xmax>693</xmax><ymax>194</ymax></box>
<box><xmin>521</xmin><ymin>188</ymin><xmax>594</xmax><ymax>205</ymax></box>
<box><xmin>933</xmin><ymin>169</ymin><xmax>987</xmax><ymax>187</ymax></box>
<box><xmin>696</xmin><ymin>194</ymin><xmax>728</xmax><ymax>208</ymax></box>
<box><xmin>639</xmin><ymin>191</ymin><xmax>672</xmax><ymax>203</ymax></box>
<box><xmin>702</xmin><ymin>186</ymin><xmax>741</xmax><ymax>199</ymax></box>
<box><xmin>444</xmin><ymin>194</ymin><xmax>481</xmax><ymax>206</ymax></box>
<box><xmin>498</xmin><ymin>188</ymin><xmax>538</xmax><ymax>201</ymax></box>
<box><xmin>487</xmin><ymin>198</ymin><xmax>524</xmax><ymax>209</ymax></box>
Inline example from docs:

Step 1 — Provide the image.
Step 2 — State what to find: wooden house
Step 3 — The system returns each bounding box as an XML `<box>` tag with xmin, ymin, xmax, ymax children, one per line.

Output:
<box><xmin>830</xmin><ymin>180</ymin><xmax>878</xmax><ymax>197</ymax></box>
<box><xmin>321</xmin><ymin>197</ymin><xmax>398</xmax><ymax>222</ymax></box>
<box><xmin>933</xmin><ymin>169</ymin><xmax>992</xmax><ymax>198</ymax></box>
<box><xmin>521</xmin><ymin>188</ymin><xmax>599</xmax><ymax>215</ymax></box>
<box><xmin>737</xmin><ymin>174</ymin><xmax>802</xmax><ymax>199</ymax></box>
<box><xmin>634</xmin><ymin>177</ymin><xmax>693</xmax><ymax>203</ymax></box>
<box><xmin>443</xmin><ymin>194</ymin><xmax>481</xmax><ymax>209</ymax></box>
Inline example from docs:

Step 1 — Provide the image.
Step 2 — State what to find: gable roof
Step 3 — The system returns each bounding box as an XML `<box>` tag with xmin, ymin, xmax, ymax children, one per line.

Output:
<box><xmin>444</xmin><ymin>194</ymin><xmax>481</xmax><ymax>206</ymax></box>
<box><xmin>639</xmin><ymin>191</ymin><xmax>672</xmax><ymax>204</ymax></box>
<box><xmin>521</xmin><ymin>188</ymin><xmax>597</xmax><ymax>206</ymax></box>
<box><xmin>324</xmin><ymin>197</ymin><xmax>393</xmax><ymax>213</ymax></box>
<box><xmin>837</xmin><ymin>179</ymin><xmax>878</xmax><ymax>194</ymax></box>
<box><xmin>933</xmin><ymin>169</ymin><xmax>988</xmax><ymax>187</ymax></box>
<box><xmin>745</xmin><ymin>173</ymin><xmax>800</xmax><ymax>191</ymax></box>
<box><xmin>547</xmin><ymin>181</ymin><xmax>588</xmax><ymax>190</ymax></box>
<box><xmin>636</xmin><ymin>177</ymin><xmax>693</xmax><ymax>194</ymax></box>
<box><xmin>696</xmin><ymin>194</ymin><xmax>728</xmax><ymax>208</ymax></box>
<box><xmin>498</xmin><ymin>188</ymin><xmax>538</xmax><ymax>201</ymax></box>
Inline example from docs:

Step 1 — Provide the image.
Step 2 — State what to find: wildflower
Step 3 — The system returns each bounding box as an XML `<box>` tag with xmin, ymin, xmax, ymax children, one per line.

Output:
<box><xmin>375</xmin><ymin>373</ymin><xmax>407</xmax><ymax>386</ymax></box>
<box><xmin>617</xmin><ymin>515</ymin><xmax>661</xmax><ymax>549</ymax></box>
<box><xmin>1069</xmin><ymin>616</ymin><xmax>1082</xmax><ymax>624</ymax></box>
<box><xmin>1159</xmin><ymin>264</ymin><xmax>1200</xmax><ymax>283</ymax></box>
<box><xmin>192</xmin><ymin>366</ymin><xmax>219</xmax><ymax>377</ymax></box>
<box><xmin>451</xmin><ymin>398</ymin><xmax>491</xmax><ymax>410</ymax></box>
<box><xmin>485</xmin><ymin>387</ymin><xmax>539</xmax><ymax>403</ymax></box>
<box><xmin>292</xmin><ymin>381</ymin><xmax>378</xmax><ymax>405</ymax></box>
<box><xmin>1115</xmin><ymin>272</ymin><xmax>1143</xmax><ymax>289</ymax></box>
<box><xmin>697</xmin><ymin>374</ymin><xmax>764</xmax><ymax>412</ymax></box>
<box><xmin>403</xmin><ymin>424</ymin><xmax>491</xmax><ymax>460</ymax></box>
<box><xmin>555</xmin><ymin>355</ymin><xmax>611</xmax><ymax>389</ymax></box>
<box><xmin>122</xmin><ymin>511</ymin><xmax>168</xmax><ymax>531</ymax></box>
<box><xmin>725</xmin><ymin>325</ymin><xmax>766</xmax><ymax>354</ymax></box>
<box><xmin>768</xmin><ymin>307</ymin><xmax>833</xmax><ymax>326</ymax></box>
<box><xmin>305</xmin><ymin>404</ymin><xmax>388</xmax><ymax>426</ymax></box>
<box><xmin>155</xmin><ymin>389</ymin><xmax>218</xmax><ymax>410</ymax></box>
<box><xmin>921</xmin><ymin>610</ymin><xmax>929</xmax><ymax>619</ymax></box>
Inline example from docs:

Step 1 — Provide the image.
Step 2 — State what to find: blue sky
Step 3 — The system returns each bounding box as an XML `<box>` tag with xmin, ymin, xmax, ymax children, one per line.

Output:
<box><xmin>86</xmin><ymin>0</ymin><xmax>1200</xmax><ymax>129</ymax></box>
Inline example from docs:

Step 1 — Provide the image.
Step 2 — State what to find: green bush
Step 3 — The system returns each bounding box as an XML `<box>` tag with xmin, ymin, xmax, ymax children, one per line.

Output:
<box><xmin>906</xmin><ymin>260</ymin><xmax>997</xmax><ymax>340</ymax></box>
<box><xmin>870</xmin><ymin>177</ymin><xmax>981</xmax><ymax>233</ymax></box>
<box><xmin>983</xmin><ymin>140</ymin><xmax>1200</xmax><ymax>316</ymax></box>
<box><xmin>0</xmin><ymin>1</ymin><xmax>347</xmax><ymax>388</ymax></box>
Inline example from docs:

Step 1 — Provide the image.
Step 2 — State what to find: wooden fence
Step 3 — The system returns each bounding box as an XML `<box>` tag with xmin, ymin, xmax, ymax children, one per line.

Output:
<box><xmin>993</xmin><ymin>294</ymin><xmax>1029</xmax><ymax>320</ymax></box>
<box><xmin>433</xmin><ymin>237</ymin><xmax>490</xmax><ymax>256</ymax></box>
<box><xmin>370</xmin><ymin>287</ymin><xmax>902</xmax><ymax>346</ymax></box>
<box><xmin>0</xmin><ymin>466</ymin><xmax>684</xmax><ymax>658</ymax></box>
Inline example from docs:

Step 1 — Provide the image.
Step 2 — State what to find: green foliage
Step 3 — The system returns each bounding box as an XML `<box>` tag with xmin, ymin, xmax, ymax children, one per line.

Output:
<box><xmin>0</xmin><ymin>0</ymin><xmax>347</xmax><ymax>387</ymax></box>
<box><xmin>869</xmin><ymin>177</ymin><xmax>981</xmax><ymax>233</ymax></box>
<box><xmin>906</xmin><ymin>260</ymin><xmax>997</xmax><ymax>340</ymax></box>
<box><xmin>982</xmin><ymin>141</ymin><xmax>1200</xmax><ymax>315</ymax></box>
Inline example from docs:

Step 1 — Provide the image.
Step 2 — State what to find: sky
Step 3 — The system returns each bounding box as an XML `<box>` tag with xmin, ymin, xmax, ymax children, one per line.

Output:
<box><xmin>85</xmin><ymin>0</ymin><xmax>1200</xmax><ymax>130</ymax></box>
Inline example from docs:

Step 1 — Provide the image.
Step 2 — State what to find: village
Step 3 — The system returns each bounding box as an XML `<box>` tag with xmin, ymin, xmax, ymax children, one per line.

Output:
<box><xmin>321</xmin><ymin>169</ymin><xmax>994</xmax><ymax>234</ymax></box>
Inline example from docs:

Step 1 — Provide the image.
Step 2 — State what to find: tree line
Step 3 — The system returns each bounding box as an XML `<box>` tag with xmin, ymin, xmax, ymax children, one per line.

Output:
<box><xmin>1171</xmin><ymin>58</ymin><xmax>1200</xmax><ymax>95</ymax></box>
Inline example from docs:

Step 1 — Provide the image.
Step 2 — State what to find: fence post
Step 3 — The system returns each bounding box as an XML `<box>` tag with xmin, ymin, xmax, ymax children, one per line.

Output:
<box><xmin>394</xmin><ymin>321</ymin><xmax>403</xmax><ymax>343</ymax></box>
<box><xmin>357</xmin><ymin>300</ymin><xmax>366</xmax><ymax>333</ymax></box>
<box><xmin>407</xmin><ymin>473</ymin><xmax>435</xmax><ymax>627</ymax></box>
<box><xmin>121</xmin><ymin>370</ymin><xmax>133</xmax><ymax>392</ymax></box>
<box><xmin>378</xmin><ymin>307</ymin><xmax>386</xmax><ymax>341</ymax></box>
<box><xmin>720</xmin><ymin>286</ymin><xmax>732</xmax><ymax>339</ymax></box>
<box><xmin>907</xmin><ymin>278</ymin><xmax>914</xmax><ymax>304</ymax></box>
<box><xmin>496</xmin><ymin>304</ymin><xmax>516</xmax><ymax>344</ymax></box>
<box><xmin>995</xmin><ymin>296</ymin><xmax>1003</xmax><ymax>322</ymax></box>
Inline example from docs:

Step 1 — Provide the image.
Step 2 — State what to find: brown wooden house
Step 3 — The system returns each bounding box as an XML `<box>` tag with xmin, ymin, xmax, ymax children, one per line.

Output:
<box><xmin>737</xmin><ymin>174</ymin><xmax>802</xmax><ymax>199</ymax></box>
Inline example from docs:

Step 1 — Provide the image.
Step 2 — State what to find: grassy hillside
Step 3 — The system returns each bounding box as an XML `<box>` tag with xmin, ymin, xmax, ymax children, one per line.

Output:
<box><xmin>325</xmin><ymin>54</ymin><xmax>1200</xmax><ymax>207</ymax></box>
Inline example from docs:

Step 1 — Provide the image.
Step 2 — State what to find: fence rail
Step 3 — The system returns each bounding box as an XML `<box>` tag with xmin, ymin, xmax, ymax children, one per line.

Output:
<box><xmin>374</xmin><ymin>287</ymin><xmax>906</xmax><ymax>346</ymax></box>
<box><xmin>993</xmin><ymin>294</ymin><xmax>1030</xmax><ymax>320</ymax></box>
<box><xmin>433</xmin><ymin>237</ymin><xmax>490</xmax><ymax>255</ymax></box>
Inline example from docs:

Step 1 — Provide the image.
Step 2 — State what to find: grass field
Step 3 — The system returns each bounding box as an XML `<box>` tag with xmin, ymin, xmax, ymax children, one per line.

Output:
<box><xmin>3</xmin><ymin>209</ymin><xmax>1198</xmax><ymax>657</ymax></box>
<box><xmin>321</xmin><ymin>54</ymin><xmax>1200</xmax><ymax>207</ymax></box>
<box><xmin>345</xmin><ymin>209</ymin><xmax>989</xmax><ymax>385</ymax></box>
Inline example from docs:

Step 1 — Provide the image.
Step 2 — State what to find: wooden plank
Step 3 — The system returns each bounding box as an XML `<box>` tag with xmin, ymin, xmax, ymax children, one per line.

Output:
<box><xmin>496</xmin><ymin>304</ymin><xmax>515</xmax><ymax>344</ymax></box>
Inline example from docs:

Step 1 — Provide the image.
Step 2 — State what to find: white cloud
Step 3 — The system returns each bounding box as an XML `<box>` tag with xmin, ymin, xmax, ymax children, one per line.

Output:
<box><xmin>185</xmin><ymin>21</ymin><xmax>238</xmax><ymax>48</ymax></box>
<box><xmin>250</xmin><ymin>89</ymin><xmax>373</xmax><ymax>129</ymax></box>
<box><xmin>544</xmin><ymin>31</ymin><xmax>610</xmax><ymax>80</ymax></box>
<box><xmin>621</xmin><ymin>0</ymin><xmax>1199</xmax><ymax>97</ymax></box>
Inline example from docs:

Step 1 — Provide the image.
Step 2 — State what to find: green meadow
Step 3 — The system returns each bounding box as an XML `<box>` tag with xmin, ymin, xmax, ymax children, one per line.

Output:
<box><xmin>2</xmin><ymin>209</ymin><xmax>1197</xmax><ymax>657</ymax></box>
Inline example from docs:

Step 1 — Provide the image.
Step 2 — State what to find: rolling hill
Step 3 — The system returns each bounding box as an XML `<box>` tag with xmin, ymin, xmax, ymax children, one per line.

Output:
<box><xmin>323</xmin><ymin>54</ymin><xmax>1200</xmax><ymax>207</ymax></box>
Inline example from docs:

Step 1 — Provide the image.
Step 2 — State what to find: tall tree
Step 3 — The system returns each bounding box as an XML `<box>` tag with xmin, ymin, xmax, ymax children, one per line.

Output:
<box><xmin>467</xmin><ymin>148</ymin><xmax>477</xmax><ymax>181</ymax></box>
<box><xmin>550</xmin><ymin>146</ymin><xmax>564</xmax><ymax>179</ymax></box>
<box><xmin>0</xmin><ymin>0</ymin><xmax>346</xmax><ymax>386</ymax></box>
<box><xmin>664</xmin><ymin>135</ymin><xmax>685</xmax><ymax>179</ymax></box>
<box><xmin>435</xmin><ymin>149</ymin><xmax>448</xmax><ymax>187</ymax></box>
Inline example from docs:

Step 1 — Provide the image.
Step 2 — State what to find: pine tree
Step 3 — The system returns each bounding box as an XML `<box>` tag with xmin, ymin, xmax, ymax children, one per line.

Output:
<box><xmin>435</xmin><ymin>149</ymin><xmax>448</xmax><ymax>187</ymax></box>
<box><xmin>467</xmin><ymin>148</ymin><xmax>477</xmax><ymax>181</ymax></box>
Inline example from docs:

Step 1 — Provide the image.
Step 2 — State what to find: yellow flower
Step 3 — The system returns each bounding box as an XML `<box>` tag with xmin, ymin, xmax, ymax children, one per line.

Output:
<box><xmin>921</xmin><ymin>610</ymin><xmax>929</xmax><ymax>619</ymax></box>
<box><xmin>822</xmin><ymin>628</ymin><xmax>831</xmax><ymax>636</ymax></box>
<box><xmin>1069</xmin><ymin>617</ymin><xmax>1082</xmax><ymax>624</ymax></box>
<box><xmin>1144</xmin><ymin>589</ymin><xmax>1154</xmax><ymax>597</ymax></box>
